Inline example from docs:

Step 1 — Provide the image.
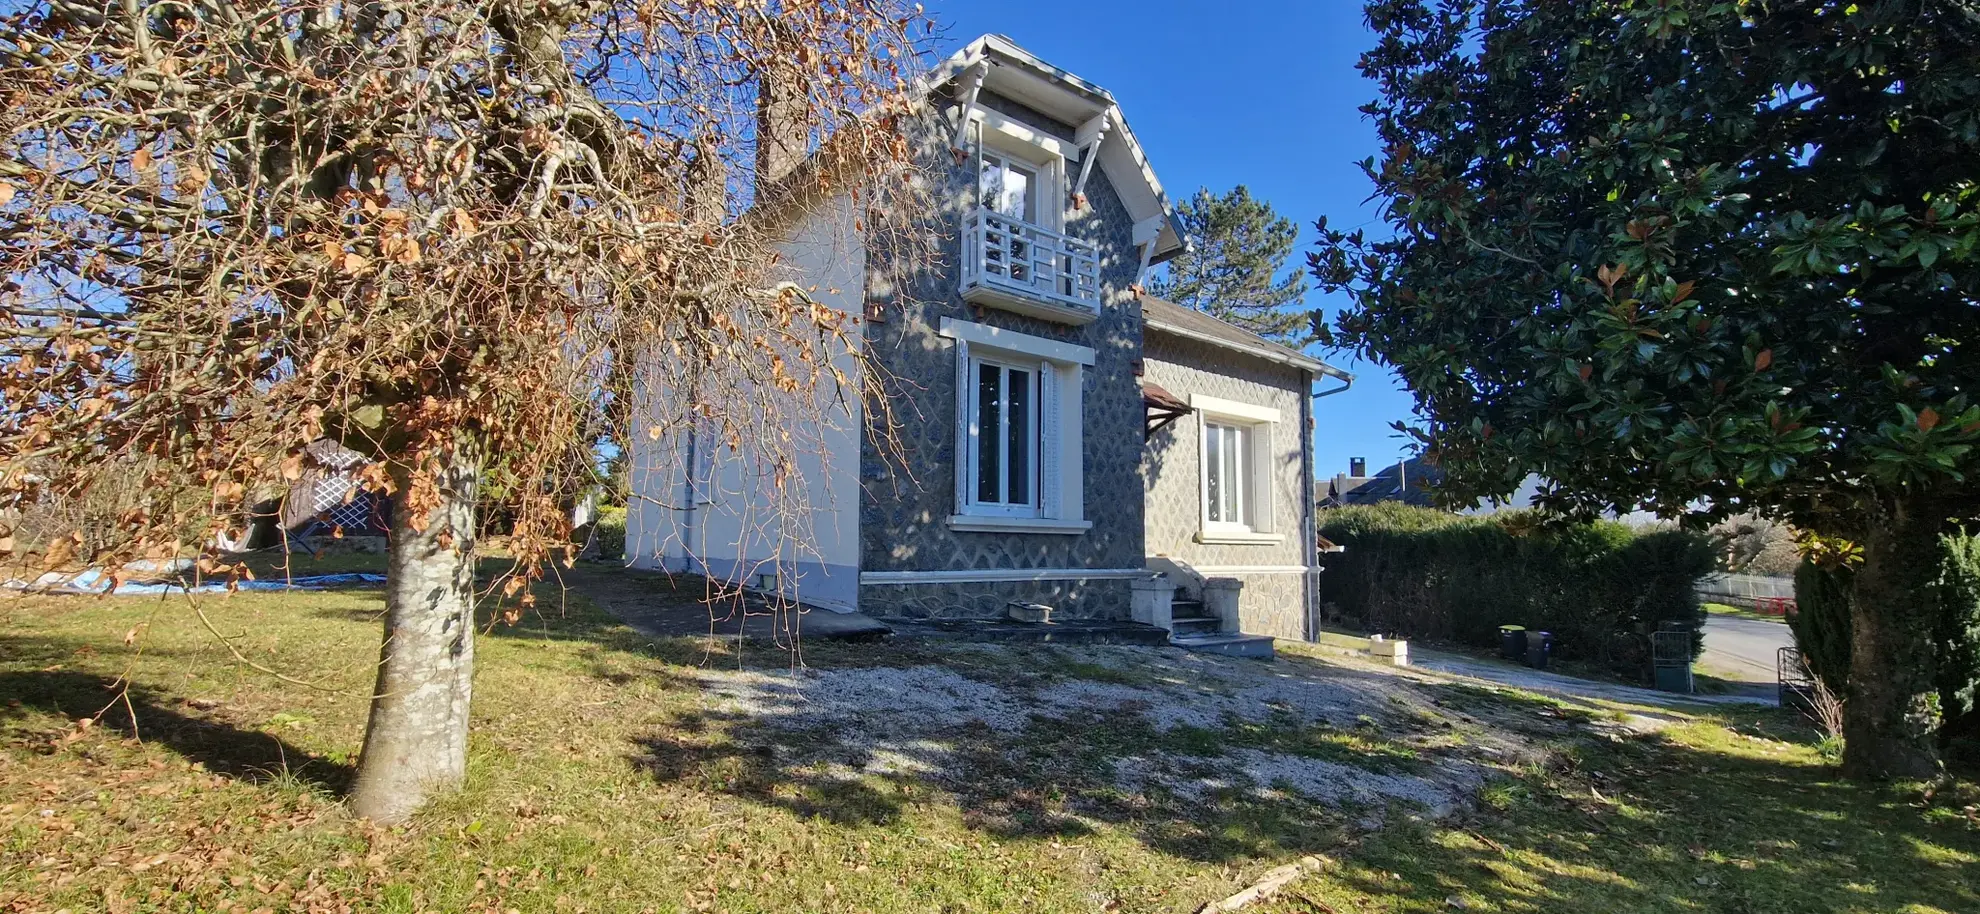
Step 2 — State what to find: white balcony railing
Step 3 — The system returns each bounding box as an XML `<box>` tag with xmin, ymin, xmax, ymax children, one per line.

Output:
<box><xmin>959</xmin><ymin>207</ymin><xmax>1101</xmax><ymax>323</ymax></box>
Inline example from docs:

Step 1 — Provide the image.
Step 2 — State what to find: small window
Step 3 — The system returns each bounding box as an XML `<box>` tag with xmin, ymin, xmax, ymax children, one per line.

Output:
<box><xmin>1204</xmin><ymin>421</ymin><xmax>1251</xmax><ymax>529</ymax></box>
<box><xmin>968</xmin><ymin>357</ymin><xmax>1040</xmax><ymax>513</ymax></box>
<box><xmin>979</xmin><ymin>151</ymin><xmax>1037</xmax><ymax>223</ymax></box>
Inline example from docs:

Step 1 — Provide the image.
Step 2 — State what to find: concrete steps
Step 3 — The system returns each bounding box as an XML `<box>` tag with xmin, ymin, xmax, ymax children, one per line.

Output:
<box><xmin>1165</xmin><ymin>597</ymin><xmax>1274</xmax><ymax>658</ymax></box>
<box><xmin>1169</xmin><ymin>614</ymin><xmax>1221</xmax><ymax>636</ymax></box>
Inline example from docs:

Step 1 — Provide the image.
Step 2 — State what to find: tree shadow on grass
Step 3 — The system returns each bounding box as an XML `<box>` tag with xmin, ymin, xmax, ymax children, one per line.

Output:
<box><xmin>0</xmin><ymin>665</ymin><xmax>355</xmax><ymax>796</ymax></box>
<box><xmin>628</xmin><ymin>708</ymin><xmax>919</xmax><ymax>827</ymax></box>
<box><xmin>1309</xmin><ymin>729</ymin><xmax>1980</xmax><ymax>914</ymax></box>
<box><xmin>620</xmin><ymin>644</ymin><xmax>1979</xmax><ymax>906</ymax></box>
<box><xmin>626</xmin><ymin>691</ymin><xmax>1365</xmax><ymax>866</ymax></box>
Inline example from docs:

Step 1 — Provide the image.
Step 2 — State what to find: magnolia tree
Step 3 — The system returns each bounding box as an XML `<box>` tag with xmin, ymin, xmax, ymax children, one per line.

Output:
<box><xmin>0</xmin><ymin>0</ymin><xmax>931</xmax><ymax>822</ymax></box>
<box><xmin>1314</xmin><ymin>0</ymin><xmax>1980</xmax><ymax>777</ymax></box>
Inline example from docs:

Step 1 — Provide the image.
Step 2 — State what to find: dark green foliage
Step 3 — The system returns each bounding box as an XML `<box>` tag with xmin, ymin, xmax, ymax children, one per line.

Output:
<box><xmin>592</xmin><ymin>505</ymin><xmax>627</xmax><ymax>561</ymax></box>
<box><xmin>1794</xmin><ymin>530</ymin><xmax>1980</xmax><ymax>742</ymax></box>
<box><xmin>1319</xmin><ymin>503</ymin><xmax>1713</xmax><ymax>680</ymax></box>
<box><xmin>1791</xmin><ymin>560</ymin><xmax>1855</xmax><ymax>691</ymax></box>
<box><xmin>1314</xmin><ymin>0</ymin><xmax>1980</xmax><ymax>776</ymax></box>
<box><xmin>1148</xmin><ymin>186</ymin><xmax>1311</xmax><ymax>345</ymax></box>
<box><xmin>1939</xmin><ymin>535</ymin><xmax>1980</xmax><ymax>738</ymax></box>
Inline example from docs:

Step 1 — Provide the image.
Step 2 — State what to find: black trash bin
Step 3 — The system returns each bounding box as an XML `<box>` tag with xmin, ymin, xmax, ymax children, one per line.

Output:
<box><xmin>1526</xmin><ymin>631</ymin><xmax>1555</xmax><ymax>670</ymax></box>
<box><xmin>1499</xmin><ymin>625</ymin><xmax>1527</xmax><ymax>661</ymax></box>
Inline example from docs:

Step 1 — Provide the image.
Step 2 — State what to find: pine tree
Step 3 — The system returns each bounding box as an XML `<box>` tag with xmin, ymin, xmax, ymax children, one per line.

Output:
<box><xmin>1149</xmin><ymin>186</ymin><xmax>1311</xmax><ymax>346</ymax></box>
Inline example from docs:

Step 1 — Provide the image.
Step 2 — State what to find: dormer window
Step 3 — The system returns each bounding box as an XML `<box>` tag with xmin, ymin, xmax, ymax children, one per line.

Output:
<box><xmin>958</xmin><ymin>108</ymin><xmax>1097</xmax><ymax>324</ymax></box>
<box><xmin>979</xmin><ymin>151</ymin><xmax>1037</xmax><ymax>223</ymax></box>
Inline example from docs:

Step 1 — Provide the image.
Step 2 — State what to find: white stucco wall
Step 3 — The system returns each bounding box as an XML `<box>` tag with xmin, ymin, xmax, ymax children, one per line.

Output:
<box><xmin>625</xmin><ymin>194</ymin><xmax>866</xmax><ymax>612</ymax></box>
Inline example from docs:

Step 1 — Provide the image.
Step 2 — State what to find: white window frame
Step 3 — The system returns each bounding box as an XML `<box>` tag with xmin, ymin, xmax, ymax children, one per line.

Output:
<box><xmin>965</xmin><ymin>354</ymin><xmax>1042</xmax><ymax>517</ymax></box>
<box><xmin>1203</xmin><ymin>420</ymin><xmax>1252</xmax><ymax>530</ymax></box>
<box><xmin>970</xmin><ymin>109</ymin><xmax>1068</xmax><ymax>232</ymax></box>
<box><xmin>940</xmin><ymin>318</ymin><xmax>1091</xmax><ymax>535</ymax></box>
<box><xmin>1192</xmin><ymin>394</ymin><xmax>1284</xmax><ymax>546</ymax></box>
<box><xmin>978</xmin><ymin>149</ymin><xmax>1040</xmax><ymax>225</ymax></box>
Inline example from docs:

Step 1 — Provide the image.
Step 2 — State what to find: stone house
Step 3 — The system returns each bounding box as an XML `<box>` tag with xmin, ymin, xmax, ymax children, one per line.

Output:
<box><xmin>627</xmin><ymin>34</ymin><xmax>1350</xmax><ymax>654</ymax></box>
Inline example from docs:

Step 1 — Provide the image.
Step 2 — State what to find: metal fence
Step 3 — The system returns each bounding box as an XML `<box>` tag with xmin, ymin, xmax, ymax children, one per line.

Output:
<box><xmin>1695</xmin><ymin>572</ymin><xmax>1795</xmax><ymax>609</ymax></box>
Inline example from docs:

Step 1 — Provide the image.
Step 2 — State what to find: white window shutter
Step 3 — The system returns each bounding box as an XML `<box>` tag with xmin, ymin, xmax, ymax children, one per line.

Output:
<box><xmin>1253</xmin><ymin>423</ymin><xmax>1275</xmax><ymax>533</ymax></box>
<box><xmin>1196</xmin><ymin>411</ymin><xmax>1210</xmax><ymax>532</ymax></box>
<box><xmin>1039</xmin><ymin>361</ymin><xmax>1060</xmax><ymax>518</ymax></box>
<box><xmin>954</xmin><ymin>340</ymin><xmax>971</xmax><ymax>515</ymax></box>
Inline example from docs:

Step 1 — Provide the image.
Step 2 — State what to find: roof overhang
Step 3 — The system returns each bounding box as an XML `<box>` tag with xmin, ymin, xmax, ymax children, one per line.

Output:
<box><xmin>1142</xmin><ymin>313</ymin><xmax>1352</xmax><ymax>380</ymax></box>
<box><xmin>925</xmin><ymin>35</ymin><xmax>1186</xmax><ymax>263</ymax></box>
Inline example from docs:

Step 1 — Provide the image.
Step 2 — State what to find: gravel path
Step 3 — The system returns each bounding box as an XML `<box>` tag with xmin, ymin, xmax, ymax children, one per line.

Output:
<box><xmin>688</xmin><ymin>643</ymin><xmax>1556</xmax><ymax>822</ymax></box>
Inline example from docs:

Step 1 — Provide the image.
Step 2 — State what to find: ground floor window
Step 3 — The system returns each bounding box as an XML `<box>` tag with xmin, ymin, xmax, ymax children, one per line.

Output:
<box><xmin>970</xmin><ymin>357</ymin><xmax>1039</xmax><ymax>511</ymax></box>
<box><xmin>1192</xmin><ymin>394</ymin><xmax>1282</xmax><ymax>544</ymax></box>
<box><xmin>1204</xmin><ymin>420</ymin><xmax>1251</xmax><ymax>529</ymax></box>
<box><xmin>939</xmin><ymin>318</ymin><xmax>1092</xmax><ymax>534</ymax></box>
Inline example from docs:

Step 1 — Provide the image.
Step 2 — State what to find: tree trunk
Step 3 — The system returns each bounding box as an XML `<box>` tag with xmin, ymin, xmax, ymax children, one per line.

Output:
<box><xmin>1841</xmin><ymin>502</ymin><xmax>1943</xmax><ymax>779</ymax></box>
<box><xmin>347</xmin><ymin>447</ymin><xmax>482</xmax><ymax>823</ymax></box>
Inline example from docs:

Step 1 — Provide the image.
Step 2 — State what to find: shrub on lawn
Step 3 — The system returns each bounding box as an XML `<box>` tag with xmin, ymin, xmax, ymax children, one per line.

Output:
<box><xmin>1794</xmin><ymin>529</ymin><xmax>1980</xmax><ymax>743</ymax></box>
<box><xmin>592</xmin><ymin>505</ymin><xmax>627</xmax><ymax>561</ymax></box>
<box><xmin>1318</xmin><ymin>503</ymin><xmax>1714</xmax><ymax>681</ymax></box>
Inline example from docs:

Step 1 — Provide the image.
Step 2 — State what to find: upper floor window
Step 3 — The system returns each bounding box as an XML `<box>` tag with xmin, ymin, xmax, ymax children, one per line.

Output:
<box><xmin>979</xmin><ymin>151</ymin><xmax>1037</xmax><ymax>223</ymax></box>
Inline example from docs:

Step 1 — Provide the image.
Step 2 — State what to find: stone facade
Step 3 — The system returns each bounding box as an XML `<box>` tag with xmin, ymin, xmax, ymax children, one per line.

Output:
<box><xmin>1142</xmin><ymin>332</ymin><xmax>1317</xmax><ymax>640</ymax></box>
<box><xmin>856</xmin><ymin>92</ymin><xmax>1147</xmax><ymax>620</ymax></box>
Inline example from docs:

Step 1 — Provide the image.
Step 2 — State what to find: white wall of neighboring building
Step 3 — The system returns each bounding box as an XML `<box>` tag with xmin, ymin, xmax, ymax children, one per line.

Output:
<box><xmin>625</xmin><ymin>194</ymin><xmax>866</xmax><ymax>612</ymax></box>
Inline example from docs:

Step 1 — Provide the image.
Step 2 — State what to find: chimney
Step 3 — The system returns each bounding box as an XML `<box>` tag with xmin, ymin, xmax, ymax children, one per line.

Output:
<box><xmin>754</xmin><ymin>30</ymin><xmax>810</xmax><ymax>188</ymax></box>
<box><xmin>685</xmin><ymin>137</ymin><xmax>725</xmax><ymax>224</ymax></box>
<box><xmin>1349</xmin><ymin>457</ymin><xmax>1367</xmax><ymax>477</ymax></box>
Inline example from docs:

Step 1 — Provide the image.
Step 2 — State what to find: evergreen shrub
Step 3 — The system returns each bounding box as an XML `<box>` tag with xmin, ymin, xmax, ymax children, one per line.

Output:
<box><xmin>1319</xmin><ymin>503</ymin><xmax>1714</xmax><ymax>680</ymax></box>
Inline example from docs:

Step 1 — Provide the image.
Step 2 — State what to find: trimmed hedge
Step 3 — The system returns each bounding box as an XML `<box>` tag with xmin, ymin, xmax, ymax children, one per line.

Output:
<box><xmin>1793</xmin><ymin>529</ymin><xmax>1980</xmax><ymax>743</ymax></box>
<box><xmin>1319</xmin><ymin>503</ymin><xmax>1715</xmax><ymax>681</ymax></box>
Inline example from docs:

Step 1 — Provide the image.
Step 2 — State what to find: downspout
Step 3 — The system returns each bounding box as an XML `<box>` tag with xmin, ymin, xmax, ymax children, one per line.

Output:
<box><xmin>679</xmin><ymin>421</ymin><xmax>699</xmax><ymax>575</ymax></box>
<box><xmin>1300</xmin><ymin>369</ymin><xmax>1319</xmax><ymax>642</ymax></box>
<box><xmin>1307</xmin><ymin>362</ymin><xmax>1353</xmax><ymax>640</ymax></box>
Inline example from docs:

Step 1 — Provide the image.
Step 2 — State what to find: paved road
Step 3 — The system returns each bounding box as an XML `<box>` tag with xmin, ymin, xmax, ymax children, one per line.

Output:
<box><xmin>1408</xmin><ymin>650</ymin><xmax>1774</xmax><ymax>707</ymax></box>
<box><xmin>1700</xmin><ymin>614</ymin><xmax>1794</xmax><ymax>683</ymax></box>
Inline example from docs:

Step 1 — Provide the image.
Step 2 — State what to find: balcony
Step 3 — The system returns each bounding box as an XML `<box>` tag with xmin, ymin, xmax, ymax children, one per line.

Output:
<box><xmin>959</xmin><ymin>207</ymin><xmax>1101</xmax><ymax>325</ymax></box>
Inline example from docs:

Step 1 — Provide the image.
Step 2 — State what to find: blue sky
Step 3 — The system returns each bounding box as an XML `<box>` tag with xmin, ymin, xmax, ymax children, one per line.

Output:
<box><xmin>929</xmin><ymin>0</ymin><xmax>1419</xmax><ymax>479</ymax></box>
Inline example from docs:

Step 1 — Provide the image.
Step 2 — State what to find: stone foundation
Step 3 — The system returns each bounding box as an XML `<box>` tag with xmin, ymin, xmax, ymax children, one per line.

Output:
<box><xmin>861</xmin><ymin>578</ymin><xmax>1134</xmax><ymax>621</ymax></box>
<box><xmin>1232</xmin><ymin>573</ymin><xmax>1311</xmax><ymax>642</ymax></box>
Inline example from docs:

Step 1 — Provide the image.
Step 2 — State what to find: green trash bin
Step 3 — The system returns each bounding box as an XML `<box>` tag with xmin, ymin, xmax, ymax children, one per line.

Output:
<box><xmin>1651</xmin><ymin>629</ymin><xmax>1694</xmax><ymax>693</ymax></box>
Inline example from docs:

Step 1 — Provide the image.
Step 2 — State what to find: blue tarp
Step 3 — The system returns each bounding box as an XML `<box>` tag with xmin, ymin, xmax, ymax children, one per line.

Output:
<box><xmin>10</xmin><ymin>569</ymin><xmax>388</xmax><ymax>595</ymax></box>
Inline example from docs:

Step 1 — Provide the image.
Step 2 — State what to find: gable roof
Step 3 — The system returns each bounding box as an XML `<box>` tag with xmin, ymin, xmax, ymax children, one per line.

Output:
<box><xmin>1323</xmin><ymin>456</ymin><xmax>1440</xmax><ymax>508</ymax></box>
<box><xmin>1140</xmin><ymin>295</ymin><xmax>1350</xmax><ymax>379</ymax></box>
<box><xmin>924</xmin><ymin>34</ymin><xmax>1187</xmax><ymax>263</ymax></box>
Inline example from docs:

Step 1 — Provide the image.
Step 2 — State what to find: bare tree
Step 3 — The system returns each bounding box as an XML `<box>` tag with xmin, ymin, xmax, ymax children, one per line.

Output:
<box><xmin>0</xmin><ymin>0</ymin><xmax>930</xmax><ymax>822</ymax></box>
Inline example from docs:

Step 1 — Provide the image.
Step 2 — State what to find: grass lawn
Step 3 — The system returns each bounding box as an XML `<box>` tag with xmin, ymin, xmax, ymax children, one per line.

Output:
<box><xmin>2</xmin><ymin>561</ymin><xmax>1974</xmax><ymax>913</ymax></box>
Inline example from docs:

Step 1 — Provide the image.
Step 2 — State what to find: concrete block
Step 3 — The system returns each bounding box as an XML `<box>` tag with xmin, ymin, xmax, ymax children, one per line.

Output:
<box><xmin>1130</xmin><ymin>574</ymin><xmax>1178</xmax><ymax>630</ymax></box>
<box><xmin>1202</xmin><ymin>577</ymin><xmax>1243</xmax><ymax>633</ymax></box>
<box><xmin>1006</xmin><ymin>601</ymin><xmax>1052</xmax><ymax>624</ymax></box>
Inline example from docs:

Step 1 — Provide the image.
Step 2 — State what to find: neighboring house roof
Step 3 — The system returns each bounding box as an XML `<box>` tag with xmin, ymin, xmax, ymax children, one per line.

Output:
<box><xmin>1140</xmin><ymin>295</ymin><xmax>1350</xmax><ymax>379</ymax></box>
<box><xmin>1323</xmin><ymin>456</ymin><xmax>1441</xmax><ymax>508</ymax></box>
<box><xmin>925</xmin><ymin>34</ymin><xmax>1188</xmax><ymax>264</ymax></box>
